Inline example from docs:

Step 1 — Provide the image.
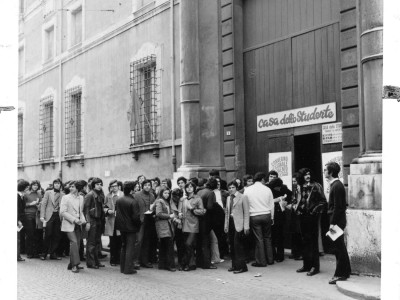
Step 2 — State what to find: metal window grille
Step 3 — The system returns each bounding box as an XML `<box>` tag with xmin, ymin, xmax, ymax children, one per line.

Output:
<box><xmin>39</xmin><ymin>95</ymin><xmax>54</xmax><ymax>160</ymax></box>
<box><xmin>18</xmin><ymin>114</ymin><xmax>23</xmax><ymax>163</ymax></box>
<box><xmin>65</xmin><ymin>86</ymin><xmax>82</xmax><ymax>156</ymax></box>
<box><xmin>130</xmin><ymin>55</ymin><xmax>160</xmax><ymax>145</ymax></box>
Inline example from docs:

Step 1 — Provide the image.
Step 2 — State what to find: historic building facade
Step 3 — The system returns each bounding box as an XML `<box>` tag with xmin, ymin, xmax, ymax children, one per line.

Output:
<box><xmin>18</xmin><ymin>0</ymin><xmax>382</xmax><ymax>275</ymax></box>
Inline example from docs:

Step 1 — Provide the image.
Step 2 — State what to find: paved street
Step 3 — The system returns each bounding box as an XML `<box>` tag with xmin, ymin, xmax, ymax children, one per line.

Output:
<box><xmin>18</xmin><ymin>252</ymin><xmax>353</xmax><ymax>300</ymax></box>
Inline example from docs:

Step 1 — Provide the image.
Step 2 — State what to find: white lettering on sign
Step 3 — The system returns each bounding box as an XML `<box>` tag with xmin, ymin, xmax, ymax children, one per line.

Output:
<box><xmin>322</xmin><ymin>122</ymin><xmax>342</xmax><ymax>144</ymax></box>
<box><xmin>257</xmin><ymin>103</ymin><xmax>337</xmax><ymax>132</ymax></box>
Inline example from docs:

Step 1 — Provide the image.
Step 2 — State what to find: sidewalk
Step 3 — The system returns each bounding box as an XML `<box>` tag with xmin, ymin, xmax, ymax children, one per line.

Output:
<box><xmin>101</xmin><ymin>241</ymin><xmax>381</xmax><ymax>299</ymax></box>
<box><xmin>336</xmin><ymin>275</ymin><xmax>381</xmax><ymax>300</ymax></box>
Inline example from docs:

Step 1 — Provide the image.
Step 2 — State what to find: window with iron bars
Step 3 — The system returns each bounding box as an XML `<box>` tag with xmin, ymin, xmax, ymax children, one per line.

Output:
<box><xmin>39</xmin><ymin>95</ymin><xmax>54</xmax><ymax>160</ymax></box>
<box><xmin>64</xmin><ymin>86</ymin><xmax>82</xmax><ymax>156</ymax></box>
<box><xmin>130</xmin><ymin>55</ymin><xmax>160</xmax><ymax>145</ymax></box>
<box><xmin>18</xmin><ymin>114</ymin><xmax>23</xmax><ymax>163</ymax></box>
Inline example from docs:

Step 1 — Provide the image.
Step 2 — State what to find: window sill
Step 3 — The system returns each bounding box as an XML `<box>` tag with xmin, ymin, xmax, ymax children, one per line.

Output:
<box><xmin>39</xmin><ymin>158</ymin><xmax>56</xmax><ymax>169</ymax></box>
<box><xmin>129</xmin><ymin>142</ymin><xmax>159</xmax><ymax>160</ymax></box>
<box><xmin>64</xmin><ymin>154</ymin><xmax>85</xmax><ymax>167</ymax></box>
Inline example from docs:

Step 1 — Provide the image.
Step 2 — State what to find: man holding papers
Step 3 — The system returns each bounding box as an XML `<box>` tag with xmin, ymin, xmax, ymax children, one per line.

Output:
<box><xmin>324</xmin><ymin>162</ymin><xmax>351</xmax><ymax>284</ymax></box>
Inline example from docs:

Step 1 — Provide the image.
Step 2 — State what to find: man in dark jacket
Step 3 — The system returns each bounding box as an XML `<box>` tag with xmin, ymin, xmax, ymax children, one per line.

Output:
<box><xmin>324</xmin><ymin>162</ymin><xmax>351</xmax><ymax>284</ymax></box>
<box><xmin>115</xmin><ymin>181</ymin><xmax>141</xmax><ymax>274</ymax></box>
<box><xmin>196</xmin><ymin>177</ymin><xmax>218</xmax><ymax>269</ymax></box>
<box><xmin>84</xmin><ymin>177</ymin><xmax>106</xmax><ymax>269</ymax></box>
<box><xmin>296</xmin><ymin>168</ymin><xmax>327</xmax><ymax>276</ymax></box>
<box><xmin>133</xmin><ymin>179</ymin><xmax>156</xmax><ymax>268</ymax></box>
<box><xmin>268</xmin><ymin>176</ymin><xmax>292</xmax><ymax>262</ymax></box>
<box><xmin>18</xmin><ymin>179</ymin><xmax>30</xmax><ymax>261</ymax></box>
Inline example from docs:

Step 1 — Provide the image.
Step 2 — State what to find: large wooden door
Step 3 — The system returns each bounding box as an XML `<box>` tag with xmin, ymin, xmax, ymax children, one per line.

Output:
<box><xmin>243</xmin><ymin>0</ymin><xmax>340</xmax><ymax>176</ymax></box>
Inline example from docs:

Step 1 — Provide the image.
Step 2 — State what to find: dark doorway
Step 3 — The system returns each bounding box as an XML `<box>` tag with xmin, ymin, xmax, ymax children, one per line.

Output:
<box><xmin>294</xmin><ymin>133</ymin><xmax>322</xmax><ymax>184</ymax></box>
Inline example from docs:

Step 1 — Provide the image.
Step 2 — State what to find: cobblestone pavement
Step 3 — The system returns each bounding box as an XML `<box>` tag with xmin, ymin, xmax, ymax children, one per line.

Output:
<box><xmin>18</xmin><ymin>253</ymin><xmax>354</xmax><ymax>300</ymax></box>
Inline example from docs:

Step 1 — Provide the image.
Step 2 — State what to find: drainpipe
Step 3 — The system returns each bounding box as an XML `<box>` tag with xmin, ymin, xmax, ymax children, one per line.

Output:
<box><xmin>170</xmin><ymin>0</ymin><xmax>176</xmax><ymax>172</ymax></box>
<box><xmin>58</xmin><ymin>5</ymin><xmax>63</xmax><ymax>180</ymax></box>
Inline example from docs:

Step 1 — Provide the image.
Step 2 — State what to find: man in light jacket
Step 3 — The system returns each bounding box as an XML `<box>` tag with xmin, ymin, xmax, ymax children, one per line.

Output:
<box><xmin>224</xmin><ymin>180</ymin><xmax>250</xmax><ymax>273</ymax></box>
<box><xmin>104</xmin><ymin>179</ymin><xmax>123</xmax><ymax>266</ymax></box>
<box><xmin>40</xmin><ymin>179</ymin><xmax>64</xmax><ymax>260</ymax></box>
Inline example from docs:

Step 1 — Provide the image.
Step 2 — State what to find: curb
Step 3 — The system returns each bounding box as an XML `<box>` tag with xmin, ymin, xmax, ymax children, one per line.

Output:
<box><xmin>336</xmin><ymin>276</ymin><xmax>381</xmax><ymax>300</ymax></box>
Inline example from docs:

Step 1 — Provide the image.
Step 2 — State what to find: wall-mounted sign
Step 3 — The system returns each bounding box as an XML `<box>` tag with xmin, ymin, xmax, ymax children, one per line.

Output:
<box><xmin>268</xmin><ymin>152</ymin><xmax>292</xmax><ymax>188</ymax></box>
<box><xmin>322</xmin><ymin>122</ymin><xmax>342</xmax><ymax>144</ymax></box>
<box><xmin>257</xmin><ymin>102</ymin><xmax>337</xmax><ymax>132</ymax></box>
<box><xmin>321</xmin><ymin>151</ymin><xmax>343</xmax><ymax>200</ymax></box>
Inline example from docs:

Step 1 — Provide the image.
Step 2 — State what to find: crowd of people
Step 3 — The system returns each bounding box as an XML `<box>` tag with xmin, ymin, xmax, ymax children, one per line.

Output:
<box><xmin>17</xmin><ymin>163</ymin><xmax>351</xmax><ymax>284</ymax></box>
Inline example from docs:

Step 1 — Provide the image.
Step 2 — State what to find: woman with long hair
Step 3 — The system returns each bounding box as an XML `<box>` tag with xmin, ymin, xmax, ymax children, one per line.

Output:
<box><xmin>60</xmin><ymin>181</ymin><xmax>86</xmax><ymax>273</ymax></box>
<box><xmin>154</xmin><ymin>186</ymin><xmax>176</xmax><ymax>271</ymax></box>
<box><xmin>179</xmin><ymin>182</ymin><xmax>205</xmax><ymax>271</ymax></box>
<box><xmin>24</xmin><ymin>180</ymin><xmax>42</xmax><ymax>258</ymax></box>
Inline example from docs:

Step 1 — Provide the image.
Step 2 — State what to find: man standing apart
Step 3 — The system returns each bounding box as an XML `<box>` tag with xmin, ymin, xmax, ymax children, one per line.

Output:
<box><xmin>115</xmin><ymin>181</ymin><xmax>142</xmax><ymax>275</ymax></box>
<box><xmin>324</xmin><ymin>162</ymin><xmax>351</xmax><ymax>284</ymax></box>
<box><xmin>243</xmin><ymin>172</ymin><xmax>274</xmax><ymax>267</ymax></box>
<box><xmin>40</xmin><ymin>179</ymin><xmax>64</xmax><ymax>260</ymax></box>
<box><xmin>18</xmin><ymin>179</ymin><xmax>30</xmax><ymax>261</ymax></box>
<box><xmin>84</xmin><ymin>177</ymin><xmax>106</xmax><ymax>269</ymax></box>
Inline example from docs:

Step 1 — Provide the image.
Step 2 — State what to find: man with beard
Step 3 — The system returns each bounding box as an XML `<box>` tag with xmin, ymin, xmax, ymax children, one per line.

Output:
<box><xmin>196</xmin><ymin>177</ymin><xmax>218</xmax><ymax>269</ymax></box>
<box><xmin>295</xmin><ymin>168</ymin><xmax>327</xmax><ymax>276</ymax></box>
<box><xmin>40</xmin><ymin>179</ymin><xmax>64</xmax><ymax>260</ymax></box>
<box><xmin>84</xmin><ymin>177</ymin><xmax>106</xmax><ymax>269</ymax></box>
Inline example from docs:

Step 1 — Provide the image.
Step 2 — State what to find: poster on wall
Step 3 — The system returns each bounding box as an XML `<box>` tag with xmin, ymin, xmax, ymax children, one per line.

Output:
<box><xmin>322</xmin><ymin>122</ymin><xmax>342</xmax><ymax>144</ymax></box>
<box><xmin>321</xmin><ymin>151</ymin><xmax>343</xmax><ymax>200</ymax></box>
<box><xmin>268</xmin><ymin>152</ymin><xmax>292</xmax><ymax>188</ymax></box>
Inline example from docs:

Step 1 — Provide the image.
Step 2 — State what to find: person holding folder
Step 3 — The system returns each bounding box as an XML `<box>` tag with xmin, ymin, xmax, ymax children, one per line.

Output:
<box><xmin>324</xmin><ymin>162</ymin><xmax>351</xmax><ymax>284</ymax></box>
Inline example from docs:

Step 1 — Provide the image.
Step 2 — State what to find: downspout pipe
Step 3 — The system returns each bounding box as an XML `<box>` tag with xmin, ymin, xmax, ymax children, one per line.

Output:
<box><xmin>170</xmin><ymin>0</ymin><xmax>176</xmax><ymax>172</ymax></box>
<box><xmin>58</xmin><ymin>6</ymin><xmax>63</xmax><ymax>180</ymax></box>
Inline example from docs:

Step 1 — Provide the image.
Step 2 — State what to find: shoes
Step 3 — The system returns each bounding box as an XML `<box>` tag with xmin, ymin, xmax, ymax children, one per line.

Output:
<box><xmin>296</xmin><ymin>267</ymin><xmax>309</xmax><ymax>273</ymax></box>
<box><xmin>17</xmin><ymin>257</ymin><xmax>25</xmax><ymax>262</ymax></box>
<box><xmin>319</xmin><ymin>252</ymin><xmax>325</xmax><ymax>257</ymax></box>
<box><xmin>97</xmin><ymin>264</ymin><xmax>105</xmax><ymax>268</ymax></box>
<box><xmin>87</xmin><ymin>265</ymin><xmax>99</xmax><ymax>269</ymax></box>
<box><xmin>124</xmin><ymin>270</ymin><xmax>137</xmax><ymax>275</ymax></box>
<box><xmin>69</xmin><ymin>264</ymin><xmax>84</xmax><ymax>270</ymax></box>
<box><xmin>27</xmin><ymin>255</ymin><xmax>34</xmax><ymax>259</ymax></box>
<box><xmin>98</xmin><ymin>253</ymin><xmax>107</xmax><ymax>259</ymax></box>
<box><xmin>275</xmin><ymin>259</ymin><xmax>284</xmax><ymax>263</ymax></box>
<box><xmin>329</xmin><ymin>276</ymin><xmax>348</xmax><ymax>284</ymax></box>
<box><xmin>251</xmin><ymin>262</ymin><xmax>267</xmax><ymax>267</ymax></box>
<box><xmin>189</xmin><ymin>265</ymin><xmax>197</xmax><ymax>271</ymax></box>
<box><xmin>71</xmin><ymin>266</ymin><xmax>79</xmax><ymax>273</ymax></box>
<box><xmin>228</xmin><ymin>267</ymin><xmax>235</xmax><ymax>272</ymax></box>
<box><xmin>33</xmin><ymin>254</ymin><xmax>41</xmax><ymax>258</ymax></box>
<box><xmin>307</xmin><ymin>267</ymin><xmax>319</xmax><ymax>276</ymax></box>
<box><xmin>134</xmin><ymin>264</ymin><xmax>141</xmax><ymax>270</ymax></box>
<box><xmin>294</xmin><ymin>256</ymin><xmax>303</xmax><ymax>261</ymax></box>
<box><xmin>167</xmin><ymin>268</ymin><xmax>177</xmax><ymax>272</ymax></box>
<box><xmin>182</xmin><ymin>266</ymin><xmax>190</xmax><ymax>272</ymax></box>
<box><xmin>234</xmin><ymin>269</ymin><xmax>248</xmax><ymax>274</ymax></box>
<box><xmin>50</xmin><ymin>255</ymin><xmax>61</xmax><ymax>260</ymax></box>
<box><xmin>110</xmin><ymin>263</ymin><xmax>117</xmax><ymax>267</ymax></box>
<box><xmin>40</xmin><ymin>255</ymin><xmax>47</xmax><ymax>260</ymax></box>
<box><xmin>141</xmin><ymin>263</ymin><xmax>153</xmax><ymax>268</ymax></box>
<box><xmin>203</xmin><ymin>265</ymin><xmax>217</xmax><ymax>269</ymax></box>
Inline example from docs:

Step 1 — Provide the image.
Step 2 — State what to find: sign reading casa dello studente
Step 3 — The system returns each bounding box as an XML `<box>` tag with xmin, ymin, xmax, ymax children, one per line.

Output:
<box><xmin>257</xmin><ymin>102</ymin><xmax>337</xmax><ymax>132</ymax></box>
